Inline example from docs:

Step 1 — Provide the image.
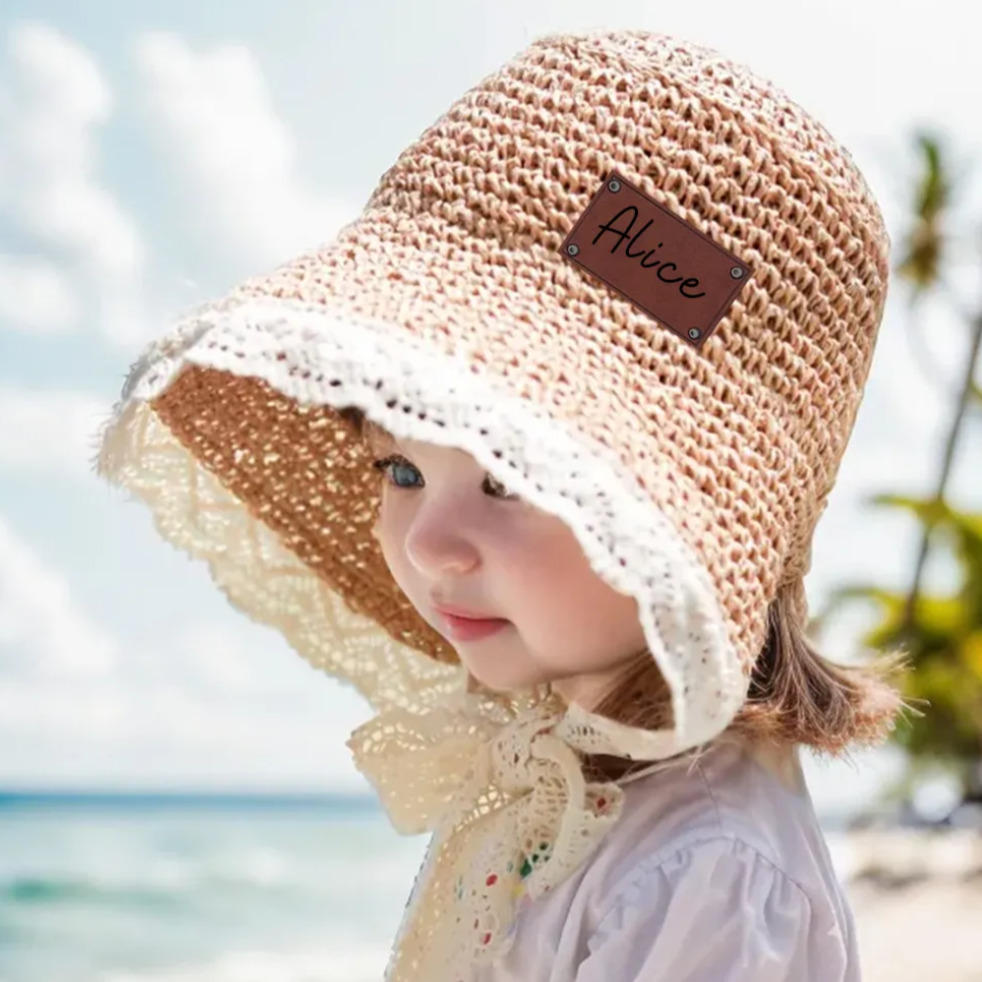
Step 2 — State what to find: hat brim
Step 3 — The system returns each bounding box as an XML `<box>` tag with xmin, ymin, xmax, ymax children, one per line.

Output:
<box><xmin>94</xmin><ymin>212</ymin><xmax>751</xmax><ymax>758</ymax></box>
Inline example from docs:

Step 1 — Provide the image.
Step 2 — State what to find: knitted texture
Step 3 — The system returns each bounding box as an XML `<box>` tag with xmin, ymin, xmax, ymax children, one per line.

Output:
<box><xmin>93</xmin><ymin>29</ymin><xmax>891</xmax><ymax>982</ymax></box>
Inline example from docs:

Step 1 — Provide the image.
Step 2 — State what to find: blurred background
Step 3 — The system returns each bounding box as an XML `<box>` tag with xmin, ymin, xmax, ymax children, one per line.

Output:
<box><xmin>0</xmin><ymin>1</ymin><xmax>980</xmax><ymax>980</ymax></box>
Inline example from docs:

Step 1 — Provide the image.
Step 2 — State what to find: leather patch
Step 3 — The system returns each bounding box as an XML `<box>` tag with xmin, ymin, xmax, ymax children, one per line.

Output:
<box><xmin>560</xmin><ymin>170</ymin><xmax>753</xmax><ymax>348</ymax></box>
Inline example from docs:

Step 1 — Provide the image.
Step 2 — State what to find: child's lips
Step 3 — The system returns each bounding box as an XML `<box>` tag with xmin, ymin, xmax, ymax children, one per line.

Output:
<box><xmin>437</xmin><ymin>612</ymin><xmax>511</xmax><ymax>642</ymax></box>
<box><xmin>433</xmin><ymin>601</ymin><xmax>500</xmax><ymax>619</ymax></box>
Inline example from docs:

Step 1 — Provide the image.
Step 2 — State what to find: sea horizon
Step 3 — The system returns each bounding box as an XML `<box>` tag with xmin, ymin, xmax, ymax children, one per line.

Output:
<box><xmin>0</xmin><ymin>782</ymin><xmax>871</xmax><ymax>832</ymax></box>
<box><xmin>0</xmin><ymin>787</ymin><xmax>379</xmax><ymax>808</ymax></box>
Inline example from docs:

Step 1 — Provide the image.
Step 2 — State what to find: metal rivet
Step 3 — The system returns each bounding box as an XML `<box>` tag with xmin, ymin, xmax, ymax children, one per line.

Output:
<box><xmin>608</xmin><ymin>179</ymin><xmax>621</xmax><ymax>193</ymax></box>
<box><xmin>730</xmin><ymin>266</ymin><xmax>745</xmax><ymax>279</ymax></box>
<box><xmin>688</xmin><ymin>328</ymin><xmax>702</xmax><ymax>340</ymax></box>
<box><xmin>567</xmin><ymin>243</ymin><xmax>580</xmax><ymax>256</ymax></box>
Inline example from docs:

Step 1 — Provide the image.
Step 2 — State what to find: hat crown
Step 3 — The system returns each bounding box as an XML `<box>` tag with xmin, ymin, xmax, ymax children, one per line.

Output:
<box><xmin>355</xmin><ymin>29</ymin><xmax>891</xmax><ymax>589</ymax></box>
<box><xmin>367</xmin><ymin>29</ymin><xmax>889</xmax><ymax>276</ymax></box>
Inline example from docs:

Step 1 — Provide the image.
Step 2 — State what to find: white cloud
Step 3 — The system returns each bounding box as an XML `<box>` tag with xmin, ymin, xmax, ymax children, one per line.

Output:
<box><xmin>0</xmin><ymin>22</ymin><xmax>153</xmax><ymax>346</ymax></box>
<box><xmin>0</xmin><ymin>519</ymin><xmax>375</xmax><ymax>789</ymax></box>
<box><xmin>0</xmin><ymin>513</ymin><xmax>118</xmax><ymax>679</ymax></box>
<box><xmin>0</xmin><ymin>680</ymin><xmax>126</xmax><ymax>739</ymax></box>
<box><xmin>133</xmin><ymin>32</ymin><xmax>359</xmax><ymax>269</ymax></box>
<box><xmin>0</xmin><ymin>386</ymin><xmax>110</xmax><ymax>476</ymax></box>
<box><xmin>0</xmin><ymin>610</ymin><xmax>377</xmax><ymax>791</ymax></box>
<box><xmin>169</xmin><ymin>620</ymin><xmax>327</xmax><ymax>702</ymax></box>
<box><xmin>0</xmin><ymin>674</ymin><xmax>375</xmax><ymax>790</ymax></box>
<box><xmin>178</xmin><ymin>621</ymin><xmax>262</xmax><ymax>696</ymax></box>
<box><xmin>0</xmin><ymin>254</ymin><xmax>81</xmax><ymax>332</ymax></box>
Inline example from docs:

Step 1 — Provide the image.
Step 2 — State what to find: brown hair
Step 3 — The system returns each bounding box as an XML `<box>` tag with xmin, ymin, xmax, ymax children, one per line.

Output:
<box><xmin>578</xmin><ymin>585</ymin><xmax>912</xmax><ymax>781</ymax></box>
<box><xmin>335</xmin><ymin>405</ymin><xmax>913</xmax><ymax>782</ymax></box>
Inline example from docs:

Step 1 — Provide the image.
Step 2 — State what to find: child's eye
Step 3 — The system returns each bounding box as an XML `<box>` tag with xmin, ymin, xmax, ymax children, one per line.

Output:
<box><xmin>372</xmin><ymin>455</ymin><xmax>423</xmax><ymax>490</ymax></box>
<box><xmin>371</xmin><ymin>455</ymin><xmax>518</xmax><ymax>500</ymax></box>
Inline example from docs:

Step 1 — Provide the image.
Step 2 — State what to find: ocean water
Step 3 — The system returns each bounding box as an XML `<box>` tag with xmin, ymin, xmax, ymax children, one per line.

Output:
<box><xmin>0</xmin><ymin>792</ymin><xmax>854</xmax><ymax>982</ymax></box>
<box><xmin>0</xmin><ymin>794</ymin><xmax>429</xmax><ymax>982</ymax></box>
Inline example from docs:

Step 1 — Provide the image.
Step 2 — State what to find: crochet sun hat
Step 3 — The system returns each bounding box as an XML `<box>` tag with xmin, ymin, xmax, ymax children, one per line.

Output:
<box><xmin>94</xmin><ymin>28</ymin><xmax>891</xmax><ymax>982</ymax></box>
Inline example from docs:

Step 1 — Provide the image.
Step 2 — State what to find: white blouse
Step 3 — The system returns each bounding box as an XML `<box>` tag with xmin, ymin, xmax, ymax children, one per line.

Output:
<box><xmin>476</xmin><ymin>735</ymin><xmax>859</xmax><ymax>981</ymax></box>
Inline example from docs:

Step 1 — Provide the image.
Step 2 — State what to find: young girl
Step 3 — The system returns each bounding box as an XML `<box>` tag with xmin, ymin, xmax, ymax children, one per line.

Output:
<box><xmin>94</xmin><ymin>28</ymin><xmax>910</xmax><ymax>982</ymax></box>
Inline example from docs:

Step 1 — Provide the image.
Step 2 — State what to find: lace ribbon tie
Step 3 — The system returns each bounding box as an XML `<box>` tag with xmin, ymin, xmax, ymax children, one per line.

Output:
<box><xmin>346</xmin><ymin>692</ymin><xmax>626</xmax><ymax>982</ymax></box>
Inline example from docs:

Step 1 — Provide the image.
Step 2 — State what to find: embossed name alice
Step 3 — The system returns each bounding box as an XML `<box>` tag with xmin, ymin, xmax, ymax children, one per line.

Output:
<box><xmin>560</xmin><ymin>170</ymin><xmax>753</xmax><ymax>347</ymax></box>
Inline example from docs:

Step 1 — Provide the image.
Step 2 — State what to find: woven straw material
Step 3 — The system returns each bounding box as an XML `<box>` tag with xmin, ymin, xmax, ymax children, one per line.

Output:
<box><xmin>94</xmin><ymin>29</ymin><xmax>891</xmax><ymax>982</ymax></box>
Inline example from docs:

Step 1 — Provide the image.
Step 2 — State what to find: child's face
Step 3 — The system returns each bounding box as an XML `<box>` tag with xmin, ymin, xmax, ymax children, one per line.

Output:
<box><xmin>367</xmin><ymin>427</ymin><xmax>648</xmax><ymax>709</ymax></box>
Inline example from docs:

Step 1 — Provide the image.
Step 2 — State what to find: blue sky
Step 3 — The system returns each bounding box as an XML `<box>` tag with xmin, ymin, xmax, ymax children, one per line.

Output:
<box><xmin>0</xmin><ymin>0</ymin><xmax>980</xmax><ymax>815</ymax></box>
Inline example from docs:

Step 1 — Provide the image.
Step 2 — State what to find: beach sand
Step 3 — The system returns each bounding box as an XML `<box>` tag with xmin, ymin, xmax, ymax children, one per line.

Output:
<box><xmin>845</xmin><ymin>830</ymin><xmax>982</xmax><ymax>982</ymax></box>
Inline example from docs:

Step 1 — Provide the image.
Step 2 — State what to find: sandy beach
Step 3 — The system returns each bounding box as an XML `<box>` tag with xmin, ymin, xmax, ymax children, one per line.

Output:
<box><xmin>844</xmin><ymin>830</ymin><xmax>982</xmax><ymax>982</ymax></box>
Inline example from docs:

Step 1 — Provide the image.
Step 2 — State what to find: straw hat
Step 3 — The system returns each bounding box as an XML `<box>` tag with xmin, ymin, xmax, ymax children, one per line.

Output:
<box><xmin>94</xmin><ymin>28</ymin><xmax>891</xmax><ymax>982</ymax></box>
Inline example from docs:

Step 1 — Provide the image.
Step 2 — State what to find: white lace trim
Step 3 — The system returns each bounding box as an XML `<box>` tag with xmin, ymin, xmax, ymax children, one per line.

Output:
<box><xmin>96</xmin><ymin>294</ymin><xmax>748</xmax><ymax>758</ymax></box>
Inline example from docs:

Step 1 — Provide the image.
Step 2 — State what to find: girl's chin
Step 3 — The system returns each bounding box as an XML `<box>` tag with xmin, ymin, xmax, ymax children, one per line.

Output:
<box><xmin>461</xmin><ymin>662</ymin><xmax>554</xmax><ymax>695</ymax></box>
